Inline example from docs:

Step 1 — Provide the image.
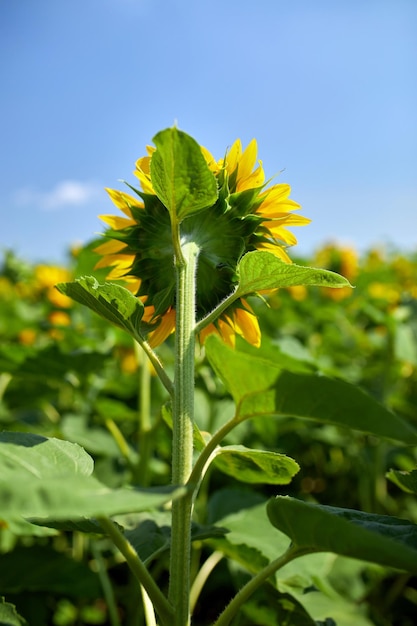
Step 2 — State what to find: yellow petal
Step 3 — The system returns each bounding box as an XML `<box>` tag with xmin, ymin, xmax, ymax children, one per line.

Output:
<box><xmin>148</xmin><ymin>309</ymin><xmax>176</xmax><ymax>347</ymax></box>
<box><xmin>262</xmin><ymin>214</ymin><xmax>311</xmax><ymax>225</ymax></box>
<box><xmin>105</xmin><ymin>259</ymin><xmax>134</xmax><ymax>279</ymax></box>
<box><xmin>99</xmin><ymin>214</ymin><xmax>136</xmax><ymax>230</ymax></box>
<box><xmin>259</xmin><ymin>183</ymin><xmax>292</xmax><ymax>202</ymax></box>
<box><xmin>200</xmin><ymin>146</ymin><xmax>219</xmax><ymax>172</ymax></box>
<box><xmin>105</xmin><ymin>188</ymin><xmax>142</xmax><ymax>217</ymax></box>
<box><xmin>134</xmin><ymin>155</ymin><xmax>155</xmax><ymax>193</ymax></box>
<box><xmin>264</xmin><ymin>225</ymin><xmax>298</xmax><ymax>246</ymax></box>
<box><xmin>94</xmin><ymin>239</ymin><xmax>127</xmax><ymax>255</ymax></box>
<box><xmin>94</xmin><ymin>253</ymin><xmax>131</xmax><ymax>270</ymax></box>
<box><xmin>236</xmin><ymin>162</ymin><xmax>265</xmax><ymax>192</ymax></box>
<box><xmin>237</xmin><ymin>139</ymin><xmax>258</xmax><ymax>181</ymax></box>
<box><xmin>225</xmin><ymin>139</ymin><xmax>242</xmax><ymax>175</ymax></box>
<box><xmin>217</xmin><ymin>318</ymin><xmax>236</xmax><ymax>348</ymax></box>
<box><xmin>233</xmin><ymin>306</ymin><xmax>261</xmax><ymax>347</ymax></box>
<box><xmin>258</xmin><ymin>242</ymin><xmax>293</xmax><ymax>263</ymax></box>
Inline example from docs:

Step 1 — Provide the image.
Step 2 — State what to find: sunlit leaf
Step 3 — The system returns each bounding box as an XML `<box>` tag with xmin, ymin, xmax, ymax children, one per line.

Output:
<box><xmin>0</xmin><ymin>432</ymin><xmax>93</xmax><ymax>479</ymax></box>
<box><xmin>56</xmin><ymin>276</ymin><xmax>144</xmax><ymax>339</ymax></box>
<box><xmin>236</xmin><ymin>251</ymin><xmax>351</xmax><ymax>295</ymax></box>
<box><xmin>205</xmin><ymin>336</ymin><xmax>417</xmax><ymax>444</ymax></box>
<box><xmin>267</xmin><ymin>496</ymin><xmax>417</xmax><ymax>573</ymax></box>
<box><xmin>151</xmin><ymin>127</ymin><xmax>218</xmax><ymax>222</ymax></box>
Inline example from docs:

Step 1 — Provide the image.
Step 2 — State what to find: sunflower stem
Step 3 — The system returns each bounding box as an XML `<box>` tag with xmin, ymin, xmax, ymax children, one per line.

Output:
<box><xmin>168</xmin><ymin>238</ymin><xmax>199</xmax><ymax>626</ymax></box>
<box><xmin>194</xmin><ymin>287</ymin><xmax>239</xmax><ymax>335</ymax></box>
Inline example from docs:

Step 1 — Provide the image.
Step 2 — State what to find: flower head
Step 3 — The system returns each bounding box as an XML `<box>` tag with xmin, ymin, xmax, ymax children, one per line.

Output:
<box><xmin>96</xmin><ymin>137</ymin><xmax>310</xmax><ymax>347</ymax></box>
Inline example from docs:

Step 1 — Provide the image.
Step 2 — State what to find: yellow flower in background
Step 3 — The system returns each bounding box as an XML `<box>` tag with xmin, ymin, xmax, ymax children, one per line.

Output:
<box><xmin>314</xmin><ymin>243</ymin><xmax>357</xmax><ymax>301</ymax></box>
<box><xmin>18</xmin><ymin>328</ymin><xmax>37</xmax><ymax>346</ymax></box>
<box><xmin>48</xmin><ymin>311</ymin><xmax>71</xmax><ymax>326</ymax></box>
<box><xmin>35</xmin><ymin>265</ymin><xmax>73</xmax><ymax>308</ymax></box>
<box><xmin>95</xmin><ymin>138</ymin><xmax>310</xmax><ymax>347</ymax></box>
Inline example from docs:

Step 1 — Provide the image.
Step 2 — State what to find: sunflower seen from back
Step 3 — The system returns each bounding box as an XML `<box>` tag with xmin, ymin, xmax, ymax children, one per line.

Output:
<box><xmin>95</xmin><ymin>136</ymin><xmax>310</xmax><ymax>348</ymax></box>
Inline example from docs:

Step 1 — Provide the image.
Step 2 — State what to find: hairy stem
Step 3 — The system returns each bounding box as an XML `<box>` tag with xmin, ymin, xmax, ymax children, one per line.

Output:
<box><xmin>168</xmin><ymin>239</ymin><xmax>200</xmax><ymax>626</ymax></box>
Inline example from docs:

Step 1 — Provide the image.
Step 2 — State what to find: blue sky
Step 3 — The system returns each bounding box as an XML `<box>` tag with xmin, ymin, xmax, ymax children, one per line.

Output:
<box><xmin>1</xmin><ymin>0</ymin><xmax>416</xmax><ymax>264</ymax></box>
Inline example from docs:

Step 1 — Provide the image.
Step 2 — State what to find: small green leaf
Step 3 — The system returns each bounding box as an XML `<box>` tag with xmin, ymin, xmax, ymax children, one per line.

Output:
<box><xmin>267</xmin><ymin>496</ymin><xmax>417</xmax><ymax>573</ymax></box>
<box><xmin>213</xmin><ymin>445</ymin><xmax>299</xmax><ymax>484</ymax></box>
<box><xmin>56</xmin><ymin>276</ymin><xmax>144</xmax><ymax>339</ymax></box>
<box><xmin>386</xmin><ymin>468</ymin><xmax>417</xmax><ymax>494</ymax></box>
<box><xmin>236</xmin><ymin>250</ymin><xmax>351</xmax><ymax>295</ymax></box>
<box><xmin>150</xmin><ymin>127</ymin><xmax>218</xmax><ymax>222</ymax></box>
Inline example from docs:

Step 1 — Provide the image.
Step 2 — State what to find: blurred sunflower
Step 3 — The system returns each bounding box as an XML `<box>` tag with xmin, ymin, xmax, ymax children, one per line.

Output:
<box><xmin>314</xmin><ymin>243</ymin><xmax>357</xmax><ymax>301</ymax></box>
<box><xmin>95</xmin><ymin>138</ymin><xmax>310</xmax><ymax>347</ymax></box>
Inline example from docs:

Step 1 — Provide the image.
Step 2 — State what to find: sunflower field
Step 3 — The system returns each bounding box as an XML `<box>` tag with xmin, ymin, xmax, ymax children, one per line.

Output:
<box><xmin>1</xmin><ymin>129</ymin><xmax>417</xmax><ymax>626</ymax></box>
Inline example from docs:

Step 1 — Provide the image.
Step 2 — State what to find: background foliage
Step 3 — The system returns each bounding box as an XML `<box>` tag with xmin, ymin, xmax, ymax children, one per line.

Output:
<box><xmin>0</xmin><ymin>242</ymin><xmax>416</xmax><ymax>626</ymax></box>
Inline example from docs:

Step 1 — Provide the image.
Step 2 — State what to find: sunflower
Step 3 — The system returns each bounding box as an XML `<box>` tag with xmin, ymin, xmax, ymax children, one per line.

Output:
<box><xmin>95</xmin><ymin>138</ymin><xmax>310</xmax><ymax>348</ymax></box>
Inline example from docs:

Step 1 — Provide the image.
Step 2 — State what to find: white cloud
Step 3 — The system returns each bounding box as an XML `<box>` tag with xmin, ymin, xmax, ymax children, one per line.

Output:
<box><xmin>14</xmin><ymin>180</ymin><xmax>102</xmax><ymax>211</ymax></box>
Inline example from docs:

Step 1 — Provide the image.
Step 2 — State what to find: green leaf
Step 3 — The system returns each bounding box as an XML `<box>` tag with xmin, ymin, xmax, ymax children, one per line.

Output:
<box><xmin>386</xmin><ymin>468</ymin><xmax>417</xmax><ymax>494</ymax></box>
<box><xmin>208</xmin><ymin>493</ymin><xmax>363</xmax><ymax>624</ymax></box>
<box><xmin>205</xmin><ymin>336</ymin><xmax>417</xmax><ymax>444</ymax></box>
<box><xmin>56</xmin><ymin>276</ymin><xmax>144</xmax><ymax>339</ymax></box>
<box><xmin>0</xmin><ymin>432</ymin><xmax>185</xmax><ymax>519</ymax></box>
<box><xmin>238</xmin><ymin>586</ymin><xmax>318</xmax><ymax>626</ymax></box>
<box><xmin>0</xmin><ymin>516</ymin><xmax>58</xmax><ymax>537</ymax></box>
<box><xmin>0</xmin><ymin>474</ymin><xmax>185</xmax><ymax>520</ymax></box>
<box><xmin>213</xmin><ymin>445</ymin><xmax>299</xmax><ymax>484</ymax></box>
<box><xmin>0</xmin><ymin>597</ymin><xmax>27</xmax><ymax>626</ymax></box>
<box><xmin>150</xmin><ymin>127</ymin><xmax>218</xmax><ymax>222</ymax></box>
<box><xmin>267</xmin><ymin>496</ymin><xmax>417</xmax><ymax>573</ymax></box>
<box><xmin>0</xmin><ymin>432</ymin><xmax>94</xmax><ymax>479</ymax></box>
<box><xmin>236</xmin><ymin>250</ymin><xmax>351</xmax><ymax>295</ymax></box>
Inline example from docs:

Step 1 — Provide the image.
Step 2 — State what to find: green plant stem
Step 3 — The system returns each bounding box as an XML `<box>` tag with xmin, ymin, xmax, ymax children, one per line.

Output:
<box><xmin>140</xmin><ymin>585</ymin><xmax>157</xmax><ymax>626</ymax></box>
<box><xmin>134</xmin><ymin>335</ymin><xmax>174</xmax><ymax>397</ymax></box>
<box><xmin>190</xmin><ymin>551</ymin><xmax>224</xmax><ymax>615</ymax></box>
<box><xmin>194</xmin><ymin>288</ymin><xmax>239</xmax><ymax>336</ymax></box>
<box><xmin>135</xmin><ymin>343</ymin><xmax>153</xmax><ymax>485</ymax></box>
<box><xmin>213</xmin><ymin>546</ymin><xmax>308</xmax><ymax>626</ymax></box>
<box><xmin>104</xmin><ymin>418</ymin><xmax>137</xmax><ymax>471</ymax></box>
<box><xmin>188</xmin><ymin>415</ymin><xmax>241</xmax><ymax>492</ymax></box>
<box><xmin>168</xmin><ymin>239</ymin><xmax>200</xmax><ymax>626</ymax></box>
<box><xmin>98</xmin><ymin>516</ymin><xmax>174</xmax><ymax>626</ymax></box>
<box><xmin>91</xmin><ymin>542</ymin><xmax>121</xmax><ymax>626</ymax></box>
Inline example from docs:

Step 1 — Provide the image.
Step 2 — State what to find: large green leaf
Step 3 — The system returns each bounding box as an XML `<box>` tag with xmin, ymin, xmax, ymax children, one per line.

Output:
<box><xmin>267</xmin><ymin>496</ymin><xmax>417</xmax><ymax>573</ymax></box>
<box><xmin>208</xmin><ymin>493</ymin><xmax>371</xmax><ymax>626</ymax></box>
<box><xmin>56</xmin><ymin>276</ymin><xmax>144</xmax><ymax>339</ymax></box>
<box><xmin>0</xmin><ymin>432</ymin><xmax>185</xmax><ymax>519</ymax></box>
<box><xmin>235</xmin><ymin>251</ymin><xmax>351</xmax><ymax>295</ymax></box>
<box><xmin>205</xmin><ymin>336</ymin><xmax>417</xmax><ymax>444</ymax></box>
<box><xmin>150</xmin><ymin>127</ymin><xmax>218</xmax><ymax>222</ymax></box>
<box><xmin>213</xmin><ymin>445</ymin><xmax>299</xmax><ymax>484</ymax></box>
